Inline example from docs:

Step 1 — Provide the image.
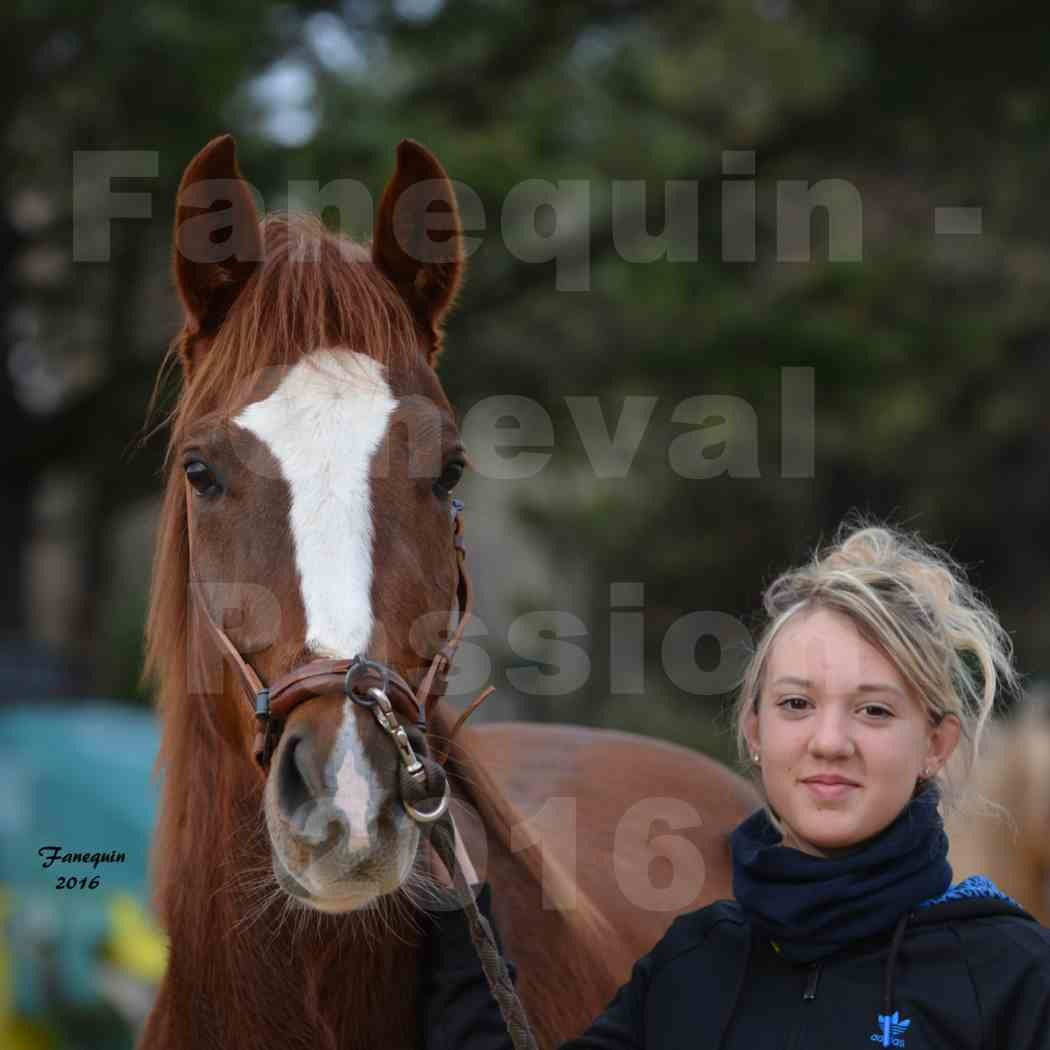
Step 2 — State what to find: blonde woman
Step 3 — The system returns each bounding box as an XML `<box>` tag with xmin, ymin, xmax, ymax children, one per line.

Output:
<box><xmin>421</xmin><ymin>519</ymin><xmax>1050</xmax><ymax>1049</ymax></box>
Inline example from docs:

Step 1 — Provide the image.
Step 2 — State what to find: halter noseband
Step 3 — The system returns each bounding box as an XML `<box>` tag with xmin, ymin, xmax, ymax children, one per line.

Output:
<box><xmin>192</xmin><ymin>498</ymin><xmax>487</xmax><ymax>778</ymax></box>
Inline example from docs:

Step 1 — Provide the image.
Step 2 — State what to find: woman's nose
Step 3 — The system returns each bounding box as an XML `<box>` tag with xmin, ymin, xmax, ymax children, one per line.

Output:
<box><xmin>808</xmin><ymin>709</ymin><xmax>855</xmax><ymax>756</ymax></box>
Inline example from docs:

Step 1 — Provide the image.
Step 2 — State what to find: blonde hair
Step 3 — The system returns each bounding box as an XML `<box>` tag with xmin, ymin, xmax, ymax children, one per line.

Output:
<box><xmin>731</xmin><ymin>514</ymin><xmax>1021</xmax><ymax>839</ymax></box>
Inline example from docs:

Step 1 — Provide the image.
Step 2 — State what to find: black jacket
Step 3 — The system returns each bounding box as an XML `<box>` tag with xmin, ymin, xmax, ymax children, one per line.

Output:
<box><xmin>419</xmin><ymin>876</ymin><xmax>1050</xmax><ymax>1050</ymax></box>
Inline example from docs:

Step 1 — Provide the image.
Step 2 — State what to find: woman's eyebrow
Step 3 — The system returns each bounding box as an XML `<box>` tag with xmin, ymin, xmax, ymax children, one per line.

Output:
<box><xmin>854</xmin><ymin>684</ymin><xmax>906</xmax><ymax>697</ymax></box>
<box><xmin>770</xmin><ymin>675</ymin><xmax>905</xmax><ymax>697</ymax></box>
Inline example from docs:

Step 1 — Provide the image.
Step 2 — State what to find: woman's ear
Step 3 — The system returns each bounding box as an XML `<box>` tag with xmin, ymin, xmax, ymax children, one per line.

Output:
<box><xmin>925</xmin><ymin>712</ymin><xmax>962</xmax><ymax>774</ymax></box>
<box><xmin>743</xmin><ymin>706</ymin><xmax>760</xmax><ymax>758</ymax></box>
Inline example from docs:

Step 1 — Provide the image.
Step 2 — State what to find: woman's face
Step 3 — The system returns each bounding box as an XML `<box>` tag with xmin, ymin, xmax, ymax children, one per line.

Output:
<box><xmin>743</xmin><ymin>606</ymin><xmax>960</xmax><ymax>857</ymax></box>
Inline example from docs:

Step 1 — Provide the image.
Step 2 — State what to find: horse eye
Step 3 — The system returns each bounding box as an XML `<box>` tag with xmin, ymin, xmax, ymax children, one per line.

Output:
<box><xmin>185</xmin><ymin>460</ymin><xmax>222</xmax><ymax>498</ymax></box>
<box><xmin>433</xmin><ymin>457</ymin><xmax>465</xmax><ymax>499</ymax></box>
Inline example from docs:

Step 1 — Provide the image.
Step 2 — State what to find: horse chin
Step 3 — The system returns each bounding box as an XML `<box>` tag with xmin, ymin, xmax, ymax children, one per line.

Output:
<box><xmin>268</xmin><ymin>814</ymin><xmax>421</xmax><ymax>914</ymax></box>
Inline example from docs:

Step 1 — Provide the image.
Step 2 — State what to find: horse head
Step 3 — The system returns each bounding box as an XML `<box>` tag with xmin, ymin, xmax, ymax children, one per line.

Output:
<box><xmin>152</xmin><ymin>134</ymin><xmax>469</xmax><ymax>914</ymax></box>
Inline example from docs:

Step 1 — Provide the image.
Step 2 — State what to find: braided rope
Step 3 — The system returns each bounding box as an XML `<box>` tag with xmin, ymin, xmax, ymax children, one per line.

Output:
<box><xmin>399</xmin><ymin>761</ymin><xmax>539</xmax><ymax>1050</ymax></box>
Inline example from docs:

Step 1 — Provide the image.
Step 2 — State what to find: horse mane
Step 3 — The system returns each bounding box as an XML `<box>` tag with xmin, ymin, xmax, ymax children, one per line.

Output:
<box><xmin>142</xmin><ymin>212</ymin><xmax>618</xmax><ymax>1047</ymax></box>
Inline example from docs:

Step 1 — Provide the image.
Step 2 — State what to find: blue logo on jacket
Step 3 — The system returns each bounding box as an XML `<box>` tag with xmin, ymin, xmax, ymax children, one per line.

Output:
<box><xmin>870</xmin><ymin>1011</ymin><xmax>911</xmax><ymax>1047</ymax></box>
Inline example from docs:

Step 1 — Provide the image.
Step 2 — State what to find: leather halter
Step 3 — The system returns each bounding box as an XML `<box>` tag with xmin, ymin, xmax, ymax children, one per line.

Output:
<box><xmin>192</xmin><ymin>498</ymin><xmax>489</xmax><ymax>774</ymax></box>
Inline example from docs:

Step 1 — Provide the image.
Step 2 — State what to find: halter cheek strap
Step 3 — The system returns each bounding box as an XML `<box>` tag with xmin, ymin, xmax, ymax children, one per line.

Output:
<box><xmin>188</xmin><ymin>495</ymin><xmax>492</xmax><ymax>776</ymax></box>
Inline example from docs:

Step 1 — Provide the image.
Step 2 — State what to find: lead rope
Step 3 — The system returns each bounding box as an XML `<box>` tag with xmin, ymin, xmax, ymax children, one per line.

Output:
<box><xmin>397</xmin><ymin>759</ymin><xmax>539</xmax><ymax>1050</ymax></box>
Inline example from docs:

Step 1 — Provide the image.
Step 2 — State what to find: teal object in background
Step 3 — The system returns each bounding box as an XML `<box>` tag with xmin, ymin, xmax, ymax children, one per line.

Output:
<box><xmin>0</xmin><ymin>702</ymin><xmax>161</xmax><ymax>1017</ymax></box>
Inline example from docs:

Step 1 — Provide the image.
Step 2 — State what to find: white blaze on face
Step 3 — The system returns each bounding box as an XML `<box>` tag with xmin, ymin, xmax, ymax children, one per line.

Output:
<box><xmin>235</xmin><ymin>348</ymin><xmax>395</xmax><ymax>658</ymax></box>
<box><xmin>332</xmin><ymin>731</ymin><xmax>378</xmax><ymax>856</ymax></box>
<box><xmin>237</xmin><ymin>349</ymin><xmax>395</xmax><ymax>850</ymax></box>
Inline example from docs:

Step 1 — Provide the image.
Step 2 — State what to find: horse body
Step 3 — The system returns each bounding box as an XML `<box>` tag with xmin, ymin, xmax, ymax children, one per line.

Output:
<box><xmin>945</xmin><ymin>696</ymin><xmax>1050</xmax><ymax>926</ymax></box>
<box><xmin>467</xmin><ymin>721</ymin><xmax>760</xmax><ymax>961</ymax></box>
<box><xmin>140</xmin><ymin>134</ymin><xmax>758</xmax><ymax>1050</ymax></box>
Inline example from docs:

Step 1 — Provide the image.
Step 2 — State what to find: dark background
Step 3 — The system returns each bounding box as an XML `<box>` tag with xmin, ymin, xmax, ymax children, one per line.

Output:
<box><xmin>4</xmin><ymin>0</ymin><xmax>1049</xmax><ymax>782</ymax></box>
<box><xmin>4</xmin><ymin>3</ymin><xmax>1050</xmax><ymax>1045</ymax></box>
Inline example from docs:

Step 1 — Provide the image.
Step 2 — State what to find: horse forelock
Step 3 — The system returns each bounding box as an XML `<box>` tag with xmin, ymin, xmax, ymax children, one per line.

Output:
<box><xmin>159</xmin><ymin>212</ymin><xmax>421</xmax><ymax>463</ymax></box>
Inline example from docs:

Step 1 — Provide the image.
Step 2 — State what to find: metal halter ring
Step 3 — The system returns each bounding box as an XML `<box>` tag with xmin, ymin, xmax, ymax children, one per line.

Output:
<box><xmin>403</xmin><ymin>780</ymin><xmax>451</xmax><ymax>825</ymax></box>
<box><xmin>344</xmin><ymin>655</ymin><xmax>389</xmax><ymax>707</ymax></box>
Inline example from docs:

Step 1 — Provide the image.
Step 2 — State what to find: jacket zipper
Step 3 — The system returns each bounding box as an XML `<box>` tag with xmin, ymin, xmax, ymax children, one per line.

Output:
<box><xmin>785</xmin><ymin>963</ymin><xmax>822</xmax><ymax>1050</ymax></box>
<box><xmin>803</xmin><ymin>962</ymin><xmax>822</xmax><ymax>1000</ymax></box>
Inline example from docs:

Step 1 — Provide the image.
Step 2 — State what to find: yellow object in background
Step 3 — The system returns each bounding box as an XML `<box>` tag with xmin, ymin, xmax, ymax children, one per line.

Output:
<box><xmin>1</xmin><ymin>1017</ymin><xmax>55</xmax><ymax>1050</ymax></box>
<box><xmin>104</xmin><ymin>894</ymin><xmax>168</xmax><ymax>985</ymax></box>
<box><xmin>0</xmin><ymin>889</ymin><xmax>10</xmax><ymax>1031</ymax></box>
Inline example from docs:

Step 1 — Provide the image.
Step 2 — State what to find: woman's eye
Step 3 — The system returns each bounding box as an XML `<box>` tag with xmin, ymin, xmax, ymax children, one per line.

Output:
<box><xmin>433</xmin><ymin>458</ymin><xmax>465</xmax><ymax>499</ymax></box>
<box><xmin>184</xmin><ymin>460</ymin><xmax>222</xmax><ymax>498</ymax></box>
<box><xmin>777</xmin><ymin>696</ymin><xmax>893</xmax><ymax>719</ymax></box>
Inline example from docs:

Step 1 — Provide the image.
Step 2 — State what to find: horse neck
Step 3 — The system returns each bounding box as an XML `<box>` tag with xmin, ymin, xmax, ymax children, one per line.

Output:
<box><xmin>145</xmin><ymin>678</ymin><xmax>423</xmax><ymax>1050</ymax></box>
<box><xmin>430</xmin><ymin>704</ymin><xmax>629</xmax><ymax>1044</ymax></box>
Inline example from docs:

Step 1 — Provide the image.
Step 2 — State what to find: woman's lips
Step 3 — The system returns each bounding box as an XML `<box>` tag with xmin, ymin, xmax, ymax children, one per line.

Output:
<box><xmin>803</xmin><ymin>780</ymin><xmax>858</xmax><ymax>800</ymax></box>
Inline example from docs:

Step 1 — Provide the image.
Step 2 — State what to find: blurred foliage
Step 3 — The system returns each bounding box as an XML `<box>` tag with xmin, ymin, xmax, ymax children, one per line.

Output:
<box><xmin>4</xmin><ymin>0</ymin><xmax>1050</xmax><ymax>770</ymax></box>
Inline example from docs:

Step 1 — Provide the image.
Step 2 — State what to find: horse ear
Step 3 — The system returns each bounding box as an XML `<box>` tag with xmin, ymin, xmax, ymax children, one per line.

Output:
<box><xmin>173</xmin><ymin>134</ymin><xmax>263</xmax><ymax>365</ymax></box>
<box><xmin>372</xmin><ymin>139</ymin><xmax>463</xmax><ymax>364</ymax></box>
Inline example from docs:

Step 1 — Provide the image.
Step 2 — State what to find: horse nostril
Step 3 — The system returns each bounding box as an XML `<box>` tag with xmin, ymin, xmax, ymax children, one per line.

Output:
<box><xmin>297</xmin><ymin>807</ymin><xmax>350</xmax><ymax>851</ymax></box>
<box><xmin>317</xmin><ymin>814</ymin><xmax>348</xmax><ymax>854</ymax></box>
<box><xmin>278</xmin><ymin>735</ymin><xmax>316</xmax><ymax>830</ymax></box>
<box><xmin>274</xmin><ymin>731</ymin><xmax>367</xmax><ymax>856</ymax></box>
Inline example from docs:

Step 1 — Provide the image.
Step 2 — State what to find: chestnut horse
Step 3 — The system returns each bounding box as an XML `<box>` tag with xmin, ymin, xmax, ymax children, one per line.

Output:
<box><xmin>140</xmin><ymin>134</ymin><xmax>759</xmax><ymax>1050</ymax></box>
<box><xmin>945</xmin><ymin>691</ymin><xmax>1050</xmax><ymax>926</ymax></box>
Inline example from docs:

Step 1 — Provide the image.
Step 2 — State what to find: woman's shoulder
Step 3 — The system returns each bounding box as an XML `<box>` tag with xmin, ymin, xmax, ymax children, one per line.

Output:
<box><xmin>647</xmin><ymin>898</ymin><xmax>750</xmax><ymax>971</ymax></box>
<box><xmin>916</xmin><ymin>872</ymin><xmax>1029</xmax><ymax>912</ymax></box>
<box><xmin>912</xmin><ymin>874</ymin><xmax>1050</xmax><ymax>971</ymax></box>
<box><xmin>953</xmin><ymin>905</ymin><xmax>1050</xmax><ymax>962</ymax></box>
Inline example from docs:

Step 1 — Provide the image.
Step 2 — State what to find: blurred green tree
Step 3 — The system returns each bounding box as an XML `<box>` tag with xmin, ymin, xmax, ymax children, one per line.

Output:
<box><xmin>4</xmin><ymin>0</ymin><xmax>1050</xmax><ymax>759</ymax></box>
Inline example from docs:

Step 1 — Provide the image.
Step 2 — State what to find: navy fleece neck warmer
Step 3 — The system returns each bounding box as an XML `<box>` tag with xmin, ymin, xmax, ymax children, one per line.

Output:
<box><xmin>730</xmin><ymin>781</ymin><xmax>951</xmax><ymax>963</ymax></box>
